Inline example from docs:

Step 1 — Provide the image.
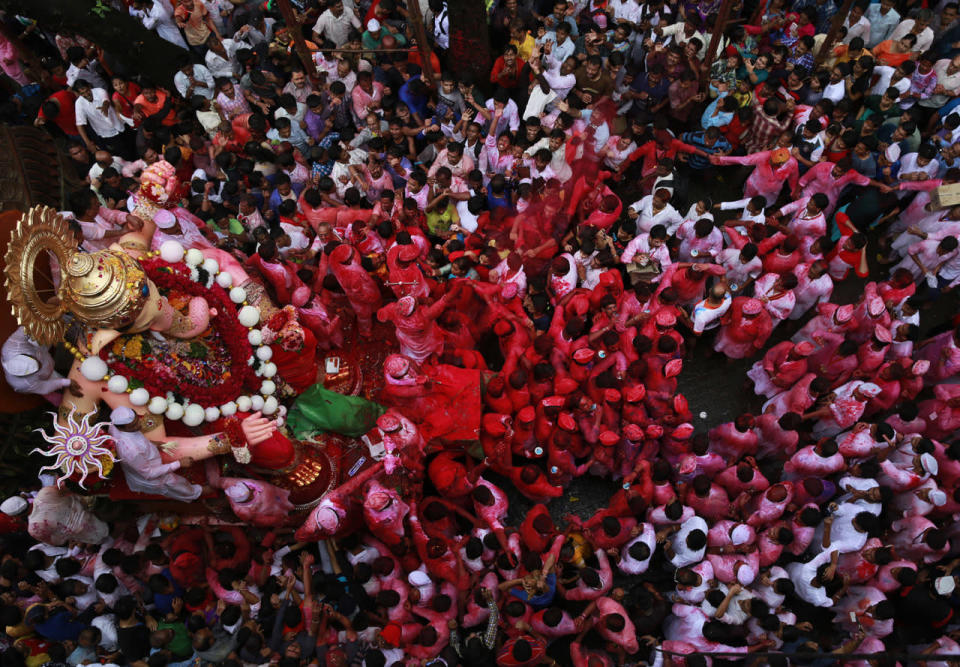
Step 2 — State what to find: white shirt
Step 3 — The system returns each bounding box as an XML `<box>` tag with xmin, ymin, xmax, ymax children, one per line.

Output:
<box><xmin>312</xmin><ymin>8</ymin><xmax>361</xmax><ymax>47</ymax></box>
<box><xmin>75</xmin><ymin>88</ymin><xmax>126</xmax><ymax>137</ymax></box>
<box><xmin>174</xmin><ymin>64</ymin><xmax>216</xmax><ymax>100</ymax></box>
<box><xmin>131</xmin><ymin>1</ymin><xmax>187</xmax><ymax>48</ymax></box>
<box><xmin>890</xmin><ymin>21</ymin><xmax>934</xmax><ymax>53</ymax></box>
<box><xmin>204</xmin><ymin>39</ymin><xmax>240</xmax><ymax>81</ymax></box>
<box><xmin>609</xmin><ymin>0</ymin><xmax>642</xmax><ymax>24</ymax></box>
<box><xmin>659</xmin><ymin>23</ymin><xmax>707</xmax><ymax>59</ymax></box>
<box><xmin>433</xmin><ymin>4</ymin><xmax>449</xmax><ymax>49</ymax></box>
<box><xmin>628</xmin><ymin>195</ymin><xmax>683</xmax><ymax>234</ymax></box>
<box><xmin>619</xmin><ymin>524</ymin><xmax>656</xmax><ymax>575</ymax></box>
<box><xmin>719</xmin><ymin>248</ymin><xmax>762</xmax><ymax>289</ymax></box>
<box><xmin>822</xmin><ymin>80</ymin><xmax>847</xmax><ymax>104</ymax></box>
<box><xmin>869</xmin><ymin>65</ymin><xmax>911</xmax><ymax>97</ymax></box>
<box><xmin>842</xmin><ymin>15</ymin><xmax>871</xmax><ymax>44</ymax></box>
<box><xmin>485</xmin><ymin>98</ymin><xmax>520</xmax><ymax>134</ymax></box>
<box><xmin>786</xmin><ymin>550</ymin><xmax>835</xmax><ymax>607</ymax></box>
<box><xmin>66</xmin><ymin>61</ymin><xmax>107</xmax><ymax>90</ymax></box>
<box><xmin>669</xmin><ymin>516</ymin><xmax>708</xmax><ymax>568</ymax></box>
<box><xmin>692</xmin><ymin>294</ymin><xmax>732</xmax><ymax>333</ymax></box>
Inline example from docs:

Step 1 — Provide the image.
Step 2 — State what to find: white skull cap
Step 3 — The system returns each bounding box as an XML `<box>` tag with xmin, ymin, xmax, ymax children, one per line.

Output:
<box><xmin>936</xmin><ymin>575</ymin><xmax>956</xmax><ymax>596</ymax></box>
<box><xmin>731</xmin><ymin>524</ymin><xmax>751</xmax><ymax>546</ymax></box>
<box><xmin>736</xmin><ymin>563</ymin><xmax>756</xmax><ymax>586</ymax></box>
<box><xmin>921</xmin><ymin>453</ymin><xmax>939</xmax><ymax>476</ymax></box>
<box><xmin>315</xmin><ymin>505</ymin><xmax>340</xmax><ymax>532</ymax></box>
<box><xmin>154</xmin><ymin>209</ymin><xmax>176</xmax><ymax>229</ymax></box>
<box><xmin>0</xmin><ymin>496</ymin><xmax>27</xmax><ymax>516</ymax></box>
<box><xmin>111</xmin><ymin>406</ymin><xmax>137</xmax><ymax>426</ymax></box>
<box><xmin>2</xmin><ymin>354</ymin><xmax>39</xmax><ymax>377</ymax></box>
<box><xmin>225</xmin><ymin>484</ymin><xmax>251</xmax><ymax>503</ymax></box>
<box><xmin>930</xmin><ymin>489</ymin><xmax>948</xmax><ymax>507</ymax></box>
<box><xmin>408</xmin><ymin>570</ymin><xmax>432</xmax><ymax>587</ymax></box>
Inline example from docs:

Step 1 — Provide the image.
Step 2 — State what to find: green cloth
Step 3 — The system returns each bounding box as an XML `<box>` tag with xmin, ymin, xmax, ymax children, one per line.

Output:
<box><xmin>286</xmin><ymin>384</ymin><xmax>386</xmax><ymax>439</ymax></box>
<box><xmin>362</xmin><ymin>29</ymin><xmax>407</xmax><ymax>51</ymax></box>
<box><xmin>426</xmin><ymin>203</ymin><xmax>459</xmax><ymax>236</ymax></box>
<box><xmin>157</xmin><ymin>620</ymin><xmax>192</xmax><ymax>659</ymax></box>
<box><xmin>208</xmin><ymin>217</ymin><xmax>245</xmax><ymax>235</ymax></box>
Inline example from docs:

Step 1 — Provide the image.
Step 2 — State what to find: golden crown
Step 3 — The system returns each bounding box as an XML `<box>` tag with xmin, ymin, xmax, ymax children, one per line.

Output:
<box><xmin>4</xmin><ymin>206</ymin><xmax>151</xmax><ymax>345</ymax></box>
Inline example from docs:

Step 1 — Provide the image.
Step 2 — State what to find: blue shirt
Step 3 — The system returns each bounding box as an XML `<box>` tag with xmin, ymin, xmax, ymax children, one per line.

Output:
<box><xmin>510</xmin><ymin>573</ymin><xmax>557</xmax><ymax>609</ymax></box>
<box><xmin>682</xmin><ymin>131</ymin><xmax>731</xmax><ymax>169</ymax></box>
<box><xmin>33</xmin><ymin>610</ymin><xmax>86</xmax><ymax>642</ymax></box>
<box><xmin>398</xmin><ymin>75</ymin><xmax>429</xmax><ymax>119</ymax></box>
<box><xmin>701</xmin><ymin>93</ymin><xmax>734</xmax><ymax>129</ymax></box>
<box><xmin>152</xmin><ymin>568</ymin><xmax>184</xmax><ymax>617</ymax></box>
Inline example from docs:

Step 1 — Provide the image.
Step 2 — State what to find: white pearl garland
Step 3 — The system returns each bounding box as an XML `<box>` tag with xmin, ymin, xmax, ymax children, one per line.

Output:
<box><xmin>76</xmin><ymin>243</ymin><xmax>282</xmax><ymax>430</ymax></box>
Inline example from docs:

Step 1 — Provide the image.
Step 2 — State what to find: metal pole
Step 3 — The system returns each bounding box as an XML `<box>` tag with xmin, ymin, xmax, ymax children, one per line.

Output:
<box><xmin>276</xmin><ymin>0</ymin><xmax>319</xmax><ymax>77</ymax></box>
<box><xmin>406</xmin><ymin>0</ymin><xmax>436</xmax><ymax>84</ymax></box>
<box><xmin>701</xmin><ymin>0</ymin><xmax>737</xmax><ymax>89</ymax></box>
<box><xmin>814</xmin><ymin>0</ymin><xmax>856</xmax><ymax>67</ymax></box>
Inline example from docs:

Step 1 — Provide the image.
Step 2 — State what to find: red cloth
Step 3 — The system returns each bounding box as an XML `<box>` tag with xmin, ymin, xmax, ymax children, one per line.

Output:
<box><xmin>37</xmin><ymin>90</ymin><xmax>79</xmax><ymax>135</ymax></box>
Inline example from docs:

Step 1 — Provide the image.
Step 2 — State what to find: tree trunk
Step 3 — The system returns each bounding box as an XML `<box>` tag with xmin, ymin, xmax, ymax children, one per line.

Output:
<box><xmin>0</xmin><ymin>0</ymin><xmax>186</xmax><ymax>84</ymax></box>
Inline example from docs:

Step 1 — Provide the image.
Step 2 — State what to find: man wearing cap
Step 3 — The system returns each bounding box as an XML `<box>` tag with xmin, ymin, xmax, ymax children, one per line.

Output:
<box><xmin>108</xmin><ymin>407</ymin><xmax>202</xmax><ymax>502</ymax></box>
<box><xmin>325</xmin><ymin>243</ymin><xmax>382</xmax><ymax>337</ymax></box>
<box><xmin>1</xmin><ymin>327</ymin><xmax>72</xmax><ymax>404</ymax></box>
<box><xmin>211</xmin><ymin>471</ymin><xmax>294</xmax><ymax>528</ymax></box>
<box><xmin>714</xmin><ymin>297</ymin><xmax>774</xmax><ymax>359</ymax></box>
<box><xmin>849</xmin><ymin>284</ymin><xmax>893</xmax><ymax>343</ymax></box>
<box><xmin>807</xmin><ymin>381</ymin><xmax>884</xmax><ymax>438</ymax></box>
<box><xmin>0</xmin><ymin>496</ymin><xmax>28</xmax><ymax>534</ymax></box>
<box><xmin>378</xmin><ymin>409</ymin><xmax>427</xmax><ymax>478</ymax></box>
<box><xmin>362</xmin><ymin>16</ymin><xmax>407</xmax><ymax>50</ymax></box>
<box><xmin>792</xmin><ymin>301</ymin><xmax>858</xmax><ymax>343</ymax></box>
<box><xmin>377</xmin><ymin>288</ymin><xmax>458</xmax><ymax>364</ymax></box>
<box><xmin>295</xmin><ymin>462</ymin><xmax>384</xmax><ymax>541</ymax></box>
<box><xmin>386</xmin><ymin>242</ymin><xmax>433</xmax><ymax>300</ymax></box>
<box><xmin>363</xmin><ymin>478</ymin><xmax>410</xmax><ymax>547</ymax></box>
<box><xmin>27</xmin><ymin>485</ymin><xmax>110</xmax><ymax>547</ymax></box>
<box><xmin>753</xmin><ymin>271</ymin><xmax>799</xmax><ymax>326</ymax></box>
<box><xmin>480</xmin><ymin>412</ymin><xmax>514</xmax><ymax>469</ymax></box>
<box><xmin>748</xmin><ymin>340</ymin><xmax>817</xmax><ymax>400</ymax></box>
<box><xmin>712</xmin><ymin>147</ymin><xmax>800</xmax><ymax>206</ymax></box>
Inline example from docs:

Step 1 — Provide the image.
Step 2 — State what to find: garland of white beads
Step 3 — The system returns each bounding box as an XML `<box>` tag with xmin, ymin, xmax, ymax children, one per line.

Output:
<box><xmin>77</xmin><ymin>241</ymin><xmax>279</xmax><ymax>427</ymax></box>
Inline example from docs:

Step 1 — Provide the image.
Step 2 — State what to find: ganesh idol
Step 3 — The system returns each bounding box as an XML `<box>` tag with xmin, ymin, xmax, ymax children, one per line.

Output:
<box><xmin>2</xmin><ymin>162</ymin><xmax>335</xmax><ymax>506</ymax></box>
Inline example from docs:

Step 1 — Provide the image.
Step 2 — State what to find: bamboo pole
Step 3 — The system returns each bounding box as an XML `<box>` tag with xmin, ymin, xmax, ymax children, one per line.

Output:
<box><xmin>701</xmin><ymin>0</ymin><xmax>737</xmax><ymax>89</ymax></box>
<box><xmin>276</xmin><ymin>0</ymin><xmax>319</xmax><ymax>77</ymax></box>
<box><xmin>814</xmin><ymin>0</ymin><xmax>856</xmax><ymax>68</ymax></box>
<box><xmin>406</xmin><ymin>0</ymin><xmax>436</xmax><ymax>84</ymax></box>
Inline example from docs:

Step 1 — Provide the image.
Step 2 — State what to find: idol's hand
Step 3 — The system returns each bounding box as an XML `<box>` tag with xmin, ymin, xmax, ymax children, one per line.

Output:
<box><xmin>241</xmin><ymin>411</ymin><xmax>277</xmax><ymax>445</ymax></box>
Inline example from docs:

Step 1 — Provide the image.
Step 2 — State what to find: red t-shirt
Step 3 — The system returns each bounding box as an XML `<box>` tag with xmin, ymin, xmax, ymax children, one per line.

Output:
<box><xmin>38</xmin><ymin>89</ymin><xmax>79</xmax><ymax>135</ymax></box>
<box><xmin>112</xmin><ymin>81</ymin><xmax>142</xmax><ymax>121</ymax></box>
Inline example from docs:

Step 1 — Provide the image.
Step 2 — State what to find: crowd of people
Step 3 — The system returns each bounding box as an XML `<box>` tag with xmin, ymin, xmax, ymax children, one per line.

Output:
<box><xmin>2</xmin><ymin>0</ymin><xmax>960</xmax><ymax>664</ymax></box>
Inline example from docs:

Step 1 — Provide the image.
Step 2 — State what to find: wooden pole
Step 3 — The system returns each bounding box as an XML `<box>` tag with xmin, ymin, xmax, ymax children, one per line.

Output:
<box><xmin>406</xmin><ymin>0</ymin><xmax>436</xmax><ymax>84</ymax></box>
<box><xmin>814</xmin><ymin>0</ymin><xmax>856</xmax><ymax>68</ymax></box>
<box><xmin>700</xmin><ymin>0</ymin><xmax>737</xmax><ymax>89</ymax></box>
<box><xmin>319</xmin><ymin>47</ymin><xmax>418</xmax><ymax>54</ymax></box>
<box><xmin>276</xmin><ymin>0</ymin><xmax>319</xmax><ymax>77</ymax></box>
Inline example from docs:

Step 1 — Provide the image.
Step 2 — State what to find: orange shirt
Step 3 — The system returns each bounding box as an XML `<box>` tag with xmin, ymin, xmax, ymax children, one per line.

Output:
<box><xmin>871</xmin><ymin>40</ymin><xmax>915</xmax><ymax>67</ymax></box>
<box><xmin>134</xmin><ymin>89</ymin><xmax>176</xmax><ymax>126</ymax></box>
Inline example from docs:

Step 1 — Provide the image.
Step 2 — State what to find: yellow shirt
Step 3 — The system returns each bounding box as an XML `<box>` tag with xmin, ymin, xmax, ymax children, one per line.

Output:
<box><xmin>511</xmin><ymin>32</ymin><xmax>536</xmax><ymax>62</ymax></box>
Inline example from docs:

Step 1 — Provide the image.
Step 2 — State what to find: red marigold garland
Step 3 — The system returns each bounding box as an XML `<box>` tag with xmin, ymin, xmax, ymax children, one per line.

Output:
<box><xmin>98</xmin><ymin>257</ymin><xmax>261</xmax><ymax>408</ymax></box>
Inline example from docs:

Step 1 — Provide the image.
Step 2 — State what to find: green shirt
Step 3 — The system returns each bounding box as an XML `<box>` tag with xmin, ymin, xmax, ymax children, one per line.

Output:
<box><xmin>426</xmin><ymin>203</ymin><xmax>459</xmax><ymax>236</ymax></box>
<box><xmin>157</xmin><ymin>620</ymin><xmax>193</xmax><ymax>659</ymax></box>
<box><xmin>208</xmin><ymin>217</ymin><xmax>245</xmax><ymax>236</ymax></box>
